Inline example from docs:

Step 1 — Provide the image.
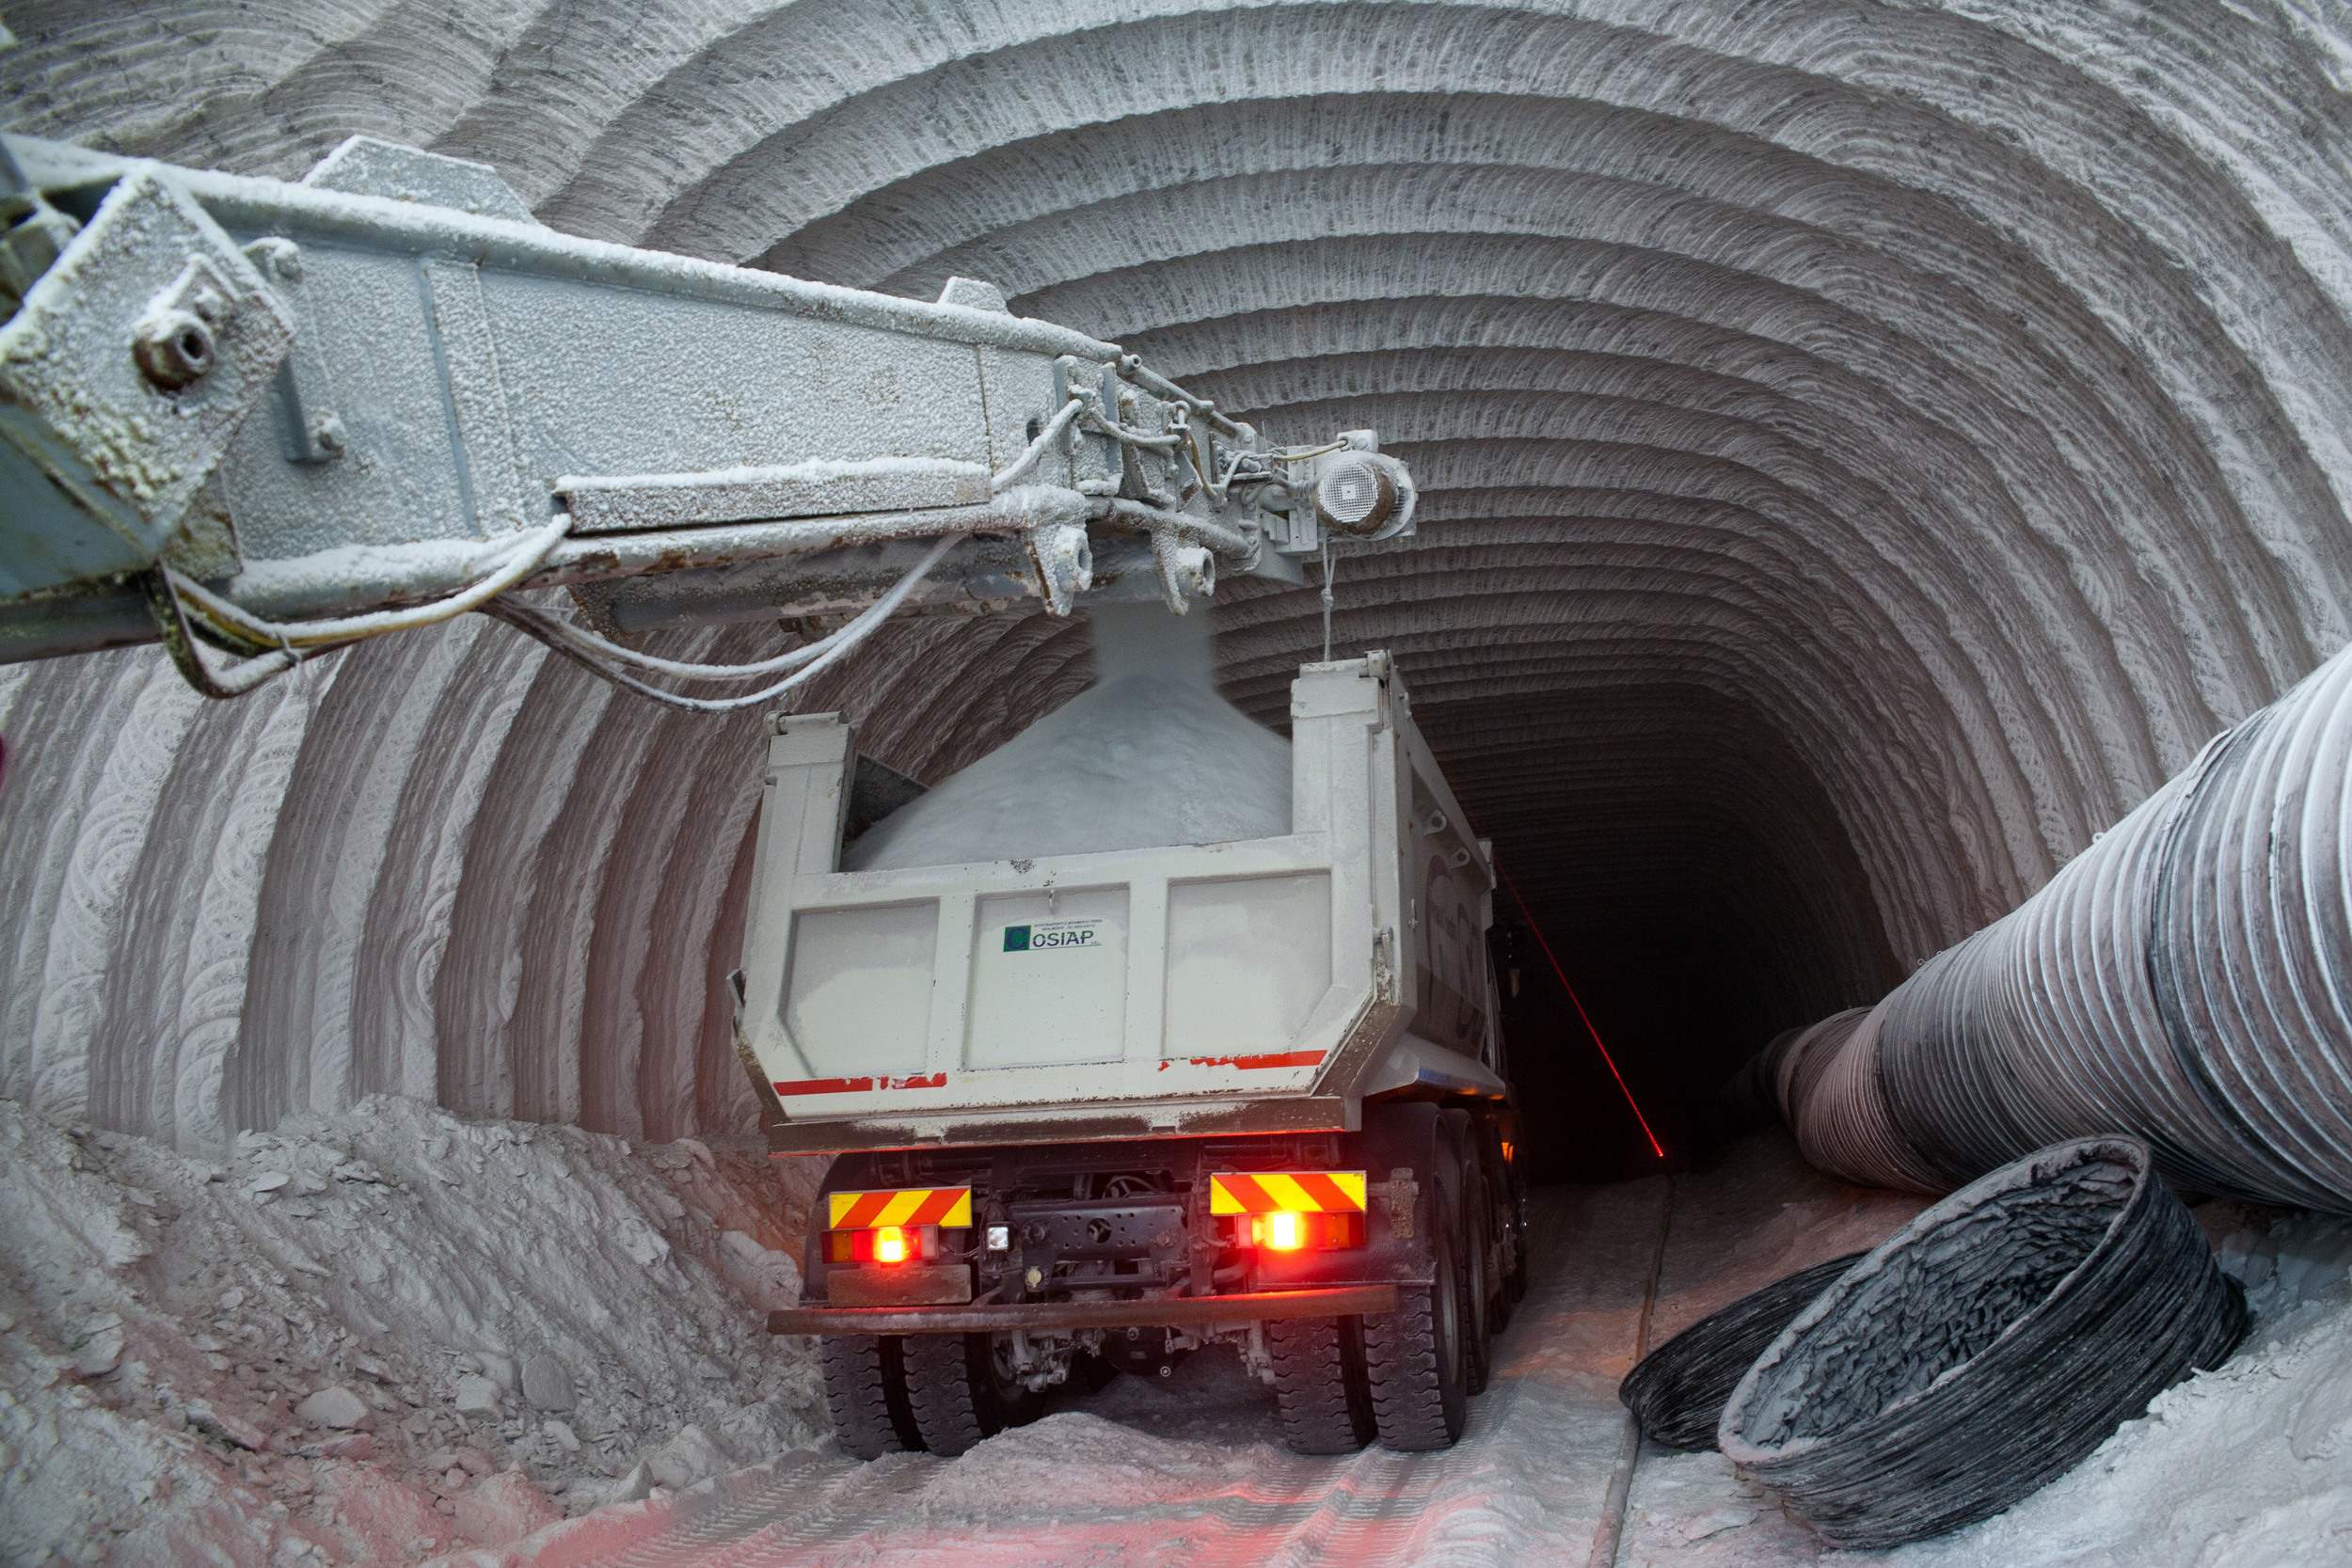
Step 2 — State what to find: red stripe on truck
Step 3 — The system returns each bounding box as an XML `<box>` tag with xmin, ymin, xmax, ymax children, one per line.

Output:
<box><xmin>772</xmin><ymin>1072</ymin><xmax>947</xmax><ymax>1096</ymax></box>
<box><xmin>836</xmin><ymin>1192</ymin><xmax>896</xmax><ymax>1229</ymax></box>
<box><xmin>1290</xmin><ymin>1172</ymin><xmax>1355</xmax><ymax>1211</ymax></box>
<box><xmin>907</xmin><ymin>1189</ymin><xmax>965</xmax><ymax>1227</ymax></box>
<box><xmin>1155</xmin><ymin>1051</ymin><xmax>1327</xmax><ymax>1072</ymax></box>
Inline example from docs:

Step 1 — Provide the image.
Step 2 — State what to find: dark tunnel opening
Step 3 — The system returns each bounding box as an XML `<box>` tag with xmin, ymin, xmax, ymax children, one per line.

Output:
<box><xmin>1426</xmin><ymin>683</ymin><xmax>1902</xmax><ymax>1183</ymax></box>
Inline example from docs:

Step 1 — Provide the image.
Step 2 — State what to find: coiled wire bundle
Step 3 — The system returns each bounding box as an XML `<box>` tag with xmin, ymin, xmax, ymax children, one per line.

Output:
<box><xmin>1776</xmin><ymin>641</ymin><xmax>2352</xmax><ymax>1212</ymax></box>
<box><xmin>1618</xmin><ymin>1251</ymin><xmax>1866</xmax><ymax>1450</ymax></box>
<box><xmin>1718</xmin><ymin>1137</ymin><xmax>2246</xmax><ymax>1548</ymax></box>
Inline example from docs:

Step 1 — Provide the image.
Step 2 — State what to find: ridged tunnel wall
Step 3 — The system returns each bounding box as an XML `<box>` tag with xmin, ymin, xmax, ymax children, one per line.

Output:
<box><xmin>4</xmin><ymin>1</ymin><xmax>2351</xmax><ymax>1162</ymax></box>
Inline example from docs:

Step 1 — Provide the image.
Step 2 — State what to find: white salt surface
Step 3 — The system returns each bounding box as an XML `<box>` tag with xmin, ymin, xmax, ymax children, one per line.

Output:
<box><xmin>845</xmin><ymin>602</ymin><xmax>1290</xmax><ymax>870</ymax></box>
<box><xmin>0</xmin><ymin>1096</ymin><xmax>824</xmax><ymax>1565</ymax></box>
<box><xmin>12</xmin><ymin>1108</ymin><xmax>2348</xmax><ymax>1567</ymax></box>
<box><xmin>449</xmin><ymin>1132</ymin><xmax>2352</xmax><ymax>1568</ymax></box>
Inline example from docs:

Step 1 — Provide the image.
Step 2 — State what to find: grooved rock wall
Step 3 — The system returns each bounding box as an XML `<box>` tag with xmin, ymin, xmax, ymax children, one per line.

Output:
<box><xmin>4</xmin><ymin>0</ymin><xmax>2350</xmax><ymax>1150</ymax></box>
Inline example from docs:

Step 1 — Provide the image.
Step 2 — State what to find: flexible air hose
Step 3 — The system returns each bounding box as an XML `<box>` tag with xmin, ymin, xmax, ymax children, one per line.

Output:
<box><xmin>1618</xmin><ymin>1251</ymin><xmax>1867</xmax><ymax>1451</ymax></box>
<box><xmin>1776</xmin><ymin>641</ymin><xmax>2352</xmax><ymax>1212</ymax></box>
<box><xmin>1718</xmin><ymin>1137</ymin><xmax>2247</xmax><ymax>1548</ymax></box>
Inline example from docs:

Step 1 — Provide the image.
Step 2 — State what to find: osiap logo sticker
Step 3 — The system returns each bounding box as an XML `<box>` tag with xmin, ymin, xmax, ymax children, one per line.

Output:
<box><xmin>1003</xmin><ymin>922</ymin><xmax>1100</xmax><ymax>953</ymax></box>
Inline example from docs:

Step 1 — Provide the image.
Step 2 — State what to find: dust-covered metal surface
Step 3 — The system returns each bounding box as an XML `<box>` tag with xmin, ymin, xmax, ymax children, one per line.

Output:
<box><xmin>770</xmin><ymin>1283</ymin><xmax>1400</xmax><ymax>1337</ymax></box>
<box><xmin>0</xmin><ymin>131</ymin><xmax>1415</xmax><ymax>692</ymax></box>
<box><xmin>736</xmin><ymin>648</ymin><xmax>1499</xmax><ymax>1147</ymax></box>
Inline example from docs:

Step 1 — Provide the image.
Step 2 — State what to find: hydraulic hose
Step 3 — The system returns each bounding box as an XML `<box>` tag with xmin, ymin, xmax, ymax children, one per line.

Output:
<box><xmin>1774</xmin><ymin>640</ymin><xmax>2352</xmax><ymax>1212</ymax></box>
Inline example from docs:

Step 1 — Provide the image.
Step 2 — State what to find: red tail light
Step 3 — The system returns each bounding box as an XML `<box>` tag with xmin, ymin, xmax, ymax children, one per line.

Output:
<box><xmin>824</xmin><ymin>1225</ymin><xmax>950</xmax><ymax>1264</ymax></box>
<box><xmin>1246</xmin><ymin>1211</ymin><xmax>1363</xmax><ymax>1250</ymax></box>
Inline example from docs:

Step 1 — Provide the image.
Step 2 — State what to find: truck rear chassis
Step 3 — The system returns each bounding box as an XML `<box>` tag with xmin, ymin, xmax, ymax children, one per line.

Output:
<box><xmin>771</xmin><ymin>1101</ymin><xmax>1528</xmax><ymax>1456</ymax></box>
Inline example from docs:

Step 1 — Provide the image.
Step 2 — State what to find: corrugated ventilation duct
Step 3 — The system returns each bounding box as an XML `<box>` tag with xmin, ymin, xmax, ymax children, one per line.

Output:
<box><xmin>1765</xmin><ymin>641</ymin><xmax>2352</xmax><ymax>1212</ymax></box>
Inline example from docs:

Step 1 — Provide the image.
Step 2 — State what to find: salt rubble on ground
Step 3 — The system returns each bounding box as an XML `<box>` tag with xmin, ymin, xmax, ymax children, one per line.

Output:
<box><xmin>0</xmin><ymin>1095</ymin><xmax>826</xmax><ymax>1565</ymax></box>
<box><xmin>11</xmin><ymin>1088</ymin><xmax>2352</xmax><ymax>1568</ymax></box>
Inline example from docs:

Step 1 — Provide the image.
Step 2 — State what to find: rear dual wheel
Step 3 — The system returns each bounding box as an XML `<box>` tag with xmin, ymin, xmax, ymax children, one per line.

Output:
<box><xmin>1502</xmin><ymin>1145</ymin><xmax>1532</xmax><ymax>1306</ymax></box>
<box><xmin>819</xmin><ymin>1334</ymin><xmax>921</xmax><ymax>1459</ymax></box>
<box><xmin>1362</xmin><ymin>1180</ymin><xmax>1471</xmax><ymax>1450</ymax></box>
<box><xmin>902</xmin><ymin>1331</ymin><xmax>1036</xmax><ymax>1457</ymax></box>
<box><xmin>1269</xmin><ymin>1313</ymin><xmax>1376</xmax><ymax>1453</ymax></box>
<box><xmin>822</xmin><ymin>1331</ymin><xmax>1038</xmax><ymax>1460</ymax></box>
<box><xmin>1461</xmin><ymin>1171</ymin><xmax>1498</xmax><ymax>1397</ymax></box>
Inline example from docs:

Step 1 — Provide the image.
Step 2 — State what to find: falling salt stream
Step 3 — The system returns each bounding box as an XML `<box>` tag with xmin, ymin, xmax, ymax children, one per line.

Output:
<box><xmin>845</xmin><ymin>603</ymin><xmax>1292</xmax><ymax>871</ymax></box>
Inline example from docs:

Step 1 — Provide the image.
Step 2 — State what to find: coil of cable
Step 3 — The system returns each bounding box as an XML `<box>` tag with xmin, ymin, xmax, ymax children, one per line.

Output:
<box><xmin>1718</xmin><ymin>1137</ymin><xmax>2247</xmax><ymax>1548</ymax></box>
<box><xmin>1618</xmin><ymin>1251</ymin><xmax>1867</xmax><ymax>1451</ymax></box>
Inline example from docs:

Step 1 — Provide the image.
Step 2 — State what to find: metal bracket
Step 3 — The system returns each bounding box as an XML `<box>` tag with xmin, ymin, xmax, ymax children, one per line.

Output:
<box><xmin>1381</xmin><ymin>1166</ymin><xmax>1420</xmax><ymax>1240</ymax></box>
<box><xmin>241</xmin><ymin>237</ymin><xmax>343</xmax><ymax>465</ymax></box>
<box><xmin>301</xmin><ymin>135</ymin><xmax>539</xmax><ymax>225</ymax></box>
<box><xmin>1151</xmin><ymin>528</ymin><xmax>1215</xmax><ymax>613</ymax></box>
<box><xmin>1023</xmin><ymin>518</ymin><xmax>1095</xmax><ymax>616</ymax></box>
<box><xmin>0</xmin><ymin>169</ymin><xmax>293</xmax><ymax>594</ymax></box>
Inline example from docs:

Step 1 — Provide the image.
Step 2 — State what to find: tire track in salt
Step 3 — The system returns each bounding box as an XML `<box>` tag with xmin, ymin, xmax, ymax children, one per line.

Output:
<box><xmin>559</xmin><ymin>1180</ymin><xmax>1667</xmax><ymax>1567</ymax></box>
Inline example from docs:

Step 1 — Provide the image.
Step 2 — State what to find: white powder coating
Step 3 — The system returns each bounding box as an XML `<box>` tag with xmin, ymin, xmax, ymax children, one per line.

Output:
<box><xmin>8</xmin><ymin>1093</ymin><xmax>2349</xmax><ymax>1565</ymax></box>
<box><xmin>3</xmin><ymin>6</ymin><xmax>2352</xmax><ymax>1554</ymax></box>
<box><xmin>845</xmin><ymin>602</ymin><xmax>1291</xmax><ymax>871</ymax></box>
<box><xmin>233</xmin><ymin>1126</ymin><xmax>2335</xmax><ymax>1568</ymax></box>
<box><xmin>0</xmin><ymin>1096</ymin><xmax>823</xmax><ymax>1565</ymax></box>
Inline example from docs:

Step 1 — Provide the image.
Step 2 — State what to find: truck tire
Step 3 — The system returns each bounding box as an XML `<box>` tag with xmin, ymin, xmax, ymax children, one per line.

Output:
<box><xmin>1477</xmin><ymin>1113</ymin><xmax>1527</xmax><ymax>1316</ymax></box>
<box><xmin>1268</xmin><ymin>1313</ymin><xmax>1375</xmax><ymax>1453</ymax></box>
<box><xmin>819</xmin><ymin>1334</ymin><xmax>922</xmax><ymax>1460</ymax></box>
<box><xmin>1461</xmin><ymin>1172</ymin><xmax>1497</xmax><ymax>1396</ymax></box>
<box><xmin>1363</xmin><ymin>1179</ymin><xmax>1470</xmax><ymax>1450</ymax></box>
<box><xmin>902</xmin><ymin>1331</ymin><xmax>1031</xmax><ymax>1458</ymax></box>
<box><xmin>1502</xmin><ymin>1151</ymin><xmax>1531</xmax><ymax>1305</ymax></box>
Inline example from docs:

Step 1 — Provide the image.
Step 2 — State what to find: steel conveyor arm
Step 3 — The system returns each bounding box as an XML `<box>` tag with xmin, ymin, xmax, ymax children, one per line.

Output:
<box><xmin>0</xmin><ymin>132</ymin><xmax>1418</xmax><ymax>702</ymax></box>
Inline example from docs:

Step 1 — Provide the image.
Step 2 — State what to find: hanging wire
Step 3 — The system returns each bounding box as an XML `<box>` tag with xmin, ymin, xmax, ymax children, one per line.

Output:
<box><xmin>1320</xmin><ymin>539</ymin><xmax>1335</xmax><ymax>662</ymax></box>
<box><xmin>989</xmin><ymin>395</ymin><xmax>1085</xmax><ymax>492</ymax></box>
<box><xmin>164</xmin><ymin>515</ymin><xmax>573</xmax><ymax>653</ymax></box>
<box><xmin>143</xmin><ymin>375</ymin><xmax>1295</xmax><ymax>708</ymax></box>
<box><xmin>146</xmin><ymin>515</ymin><xmax>576</xmax><ymax>698</ymax></box>
<box><xmin>144</xmin><ymin>396</ymin><xmax>1098</xmax><ymax>705</ymax></box>
<box><xmin>483</xmin><ymin>531</ymin><xmax>966</xmax><ymax>713</ymax></box>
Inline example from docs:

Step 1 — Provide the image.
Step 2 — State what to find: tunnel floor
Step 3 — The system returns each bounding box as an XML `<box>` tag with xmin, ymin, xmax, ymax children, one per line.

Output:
<box><xmin>7</xmin><ymin>1102</ymin><xmax>2344</xmax><ymax>1566</ymax></box>
<box><xmin>499</xmin><ymin>1134</ymin><xmax>1931</xmax><ymax>1567</ymax></box>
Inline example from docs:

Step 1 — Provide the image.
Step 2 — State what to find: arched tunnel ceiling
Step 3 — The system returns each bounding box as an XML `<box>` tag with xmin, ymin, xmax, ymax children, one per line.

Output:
<box><xmin>4</xmin><ymin>0</ymin><xmax>2351</xmax><ymax>1153</ymax></box>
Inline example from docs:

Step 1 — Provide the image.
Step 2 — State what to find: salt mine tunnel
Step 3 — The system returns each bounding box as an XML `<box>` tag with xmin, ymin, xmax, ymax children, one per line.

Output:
<box><xmin>4</xmin><ymin>2</ymin><xmax>2352</xmax><ymax>1564</ymax></box>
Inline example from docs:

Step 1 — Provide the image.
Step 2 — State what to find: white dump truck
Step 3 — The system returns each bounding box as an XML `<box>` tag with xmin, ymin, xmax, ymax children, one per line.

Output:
<box><xmin>746</xmin><ymin>650</ymin><xmax>1527</xmax><ymax>1456</ymax></box>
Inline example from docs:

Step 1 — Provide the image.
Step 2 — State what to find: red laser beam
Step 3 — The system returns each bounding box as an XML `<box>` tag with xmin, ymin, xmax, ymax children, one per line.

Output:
<box><xmin>1495</xmin><ymin>860</ymin><xmax>1666</xmax><ymax>1161</ymax></box>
